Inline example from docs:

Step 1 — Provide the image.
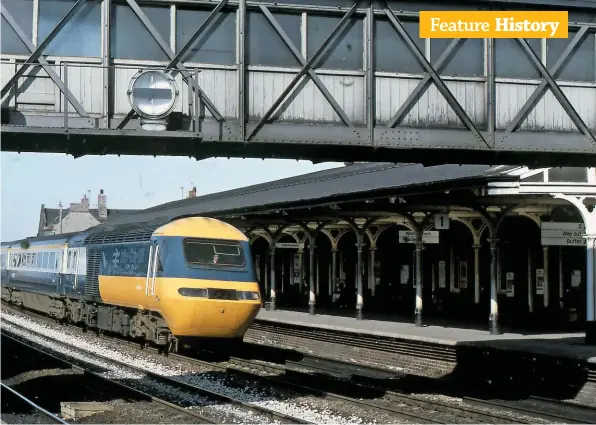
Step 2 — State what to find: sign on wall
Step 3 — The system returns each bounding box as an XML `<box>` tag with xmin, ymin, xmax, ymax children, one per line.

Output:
<box><xmin>293</xmin><ymin>253</ymin><xmax>300</xmax><ymax>284</ymax></box>
<box><xmin>398</xmin><ymin>231</ymin><xmax>439</xmax><ymax>244</ymax></box>
<box><xmin>506</xmin><ymin>272</ymin><xmax>515</xmax><ymax>297</ymax></box>
<box><xmin>540</xmin><ymin>222</ymin><xmax>586</xmax><ymax>246</ymax></box>
<box><xmin>434</xmin><ymin>214</ymin><xmax>450</xmax><ymax>230</ymax></box>
<box><xmin>536</xmin><ymin>269</ymin><xmax>544</xmax><ymax>294</ymax></box>
<box><xmin>459</xmin><ymin>261</ymin><xmax>468</xmax><ymax>289</ymax></box>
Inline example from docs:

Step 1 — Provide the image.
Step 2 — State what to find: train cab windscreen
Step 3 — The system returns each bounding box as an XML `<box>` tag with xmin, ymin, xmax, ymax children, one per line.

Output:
<box><xmin>183</xmin><ymin>239</ymin><xmax>245</xmax><ymax>268</ymax></box>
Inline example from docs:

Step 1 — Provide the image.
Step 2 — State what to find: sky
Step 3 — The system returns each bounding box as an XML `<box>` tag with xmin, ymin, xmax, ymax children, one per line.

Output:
<box><xmin>0</xmin><ymin>153</ymin><xmax>341</xmax><ymax>242</ymax></box>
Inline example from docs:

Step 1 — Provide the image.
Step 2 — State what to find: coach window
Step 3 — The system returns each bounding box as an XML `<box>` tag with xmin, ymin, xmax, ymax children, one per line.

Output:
<box><xmin>307</xmin><ymin>15</ymin><xmax>364</xmax><ymax>70</ymax></box>
<box><xmin>36</xmin><ymin>253</ymin><xmax>42</xmax><ymax>268</ymax></box>
<box><xmin>495</xmin><ymin>38</ymin><xmax>541</xmax><ymax>79</ymax></box>
<box><xmin>48</xmin><ymin>252</ymin><xmax>55</xmax><ymax>270</ymax></box>
<box><xmin>547</xmin><ymin>30</ymin><xmax>595</xmax><ymax>82</ymax></box>
<box><xmin>176</xmin><ymin>8</ymin><xmax>236</xmax><ymax>65</ymax></box>
<box><xmin>38</xmin><ymin>0</ymin><xmax>101</xmax><ymax>57</ymax></box>
<box><xmin>0</xmin><ymin>0</ymin><xmax>33</xmax><ymax>55</ymax></box>
<box><xmin>111</xmin><ymin>3</ymin><xmax>170</xmax><ymax>61</ymax></box>
<box><xmin>431</xmin><ymin>38</ymin><xmax>483</xmax><ymax>77</ymax></box>
<box><xmin>247</xmin><ymin>11</ymin><xmax>302</xmax><ymax>67</ymax></box>
<box><xmin>374</xmin><ymin>19</ymin><xmax>424</xmax><ymax>74</ymax></box>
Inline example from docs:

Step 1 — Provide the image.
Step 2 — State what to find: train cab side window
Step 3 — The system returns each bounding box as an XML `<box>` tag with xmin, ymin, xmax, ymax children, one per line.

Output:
<box><xmin>183</xmin><ymin>239</ymin><xmax>245</xmax><ymax>268</ymax></box>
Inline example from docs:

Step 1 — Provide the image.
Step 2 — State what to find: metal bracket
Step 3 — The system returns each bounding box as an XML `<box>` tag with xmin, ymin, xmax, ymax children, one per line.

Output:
<box><xmin>246</xmin><ymin>3</ymin><xmax>358</xmax><ymax>142</ymax></box>
<box><xmin>0</xmin><ymin>0</ymin><xmax>89</xmax><ymax>117</ymax></box>
<box><xmin>383</xmin><ymin>5</ymin><xmax>490</xmax><ymax>149</ymax></box>
<box><xmin>500</xmin><ymin>27</ymin><xmax>595</xmax><ymax>149</ymax></box>
<box><xmin>117</xmin><ymin>0</ymin><xmax>226</xmax><ymax>130</ymax></box>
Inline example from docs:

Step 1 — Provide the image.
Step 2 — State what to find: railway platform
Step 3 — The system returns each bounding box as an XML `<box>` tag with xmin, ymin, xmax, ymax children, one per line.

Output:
<box><xmin>255</xmin><ymin>308</ymin><xmax>596</xmax><ymax>363</ymax></box>
<box><xmin>245</xmin><ymin>308</ymin><xmax>596</xmax><ymax>407</ymax></box>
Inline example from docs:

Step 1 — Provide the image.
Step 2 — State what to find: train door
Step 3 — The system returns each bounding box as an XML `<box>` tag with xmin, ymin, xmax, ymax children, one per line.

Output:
<box><xmin>145</xmin><ymin>241</ymin><xmax>161</xmax><ymax>311</ymax></box>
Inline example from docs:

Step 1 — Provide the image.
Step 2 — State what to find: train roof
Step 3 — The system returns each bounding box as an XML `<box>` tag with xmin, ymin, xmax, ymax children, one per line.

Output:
<box><xmin>1</xmin><ymin>230</ymin><xmax>92</xmax><ymax>248</ymax></box>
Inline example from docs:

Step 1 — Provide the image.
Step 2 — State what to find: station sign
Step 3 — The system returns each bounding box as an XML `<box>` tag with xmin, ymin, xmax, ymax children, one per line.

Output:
<box><xmin>275</xmin><ymin>242</ymin><xmax>305</xmax><ymax>249</ymax></box>
<box><xmin>398</xmin><ymin>230</ymin><xmax>439</xmax><ymax>244</ymax></box>
<box><xmin>434</xmin><ymin>214</ymin><xmax>450</xmax><ymax>230</ymax></box>
<box><xmin>540</xmin><ymin>222</ymin><xmax>586</xmax><ymax>246</ymax></box>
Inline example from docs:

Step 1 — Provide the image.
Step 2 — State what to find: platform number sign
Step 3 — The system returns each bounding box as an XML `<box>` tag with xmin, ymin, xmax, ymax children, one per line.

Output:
<box><xmin>434</xmin><ymin>214</ymin><xmax>450</xmax><ymax>230</ymax></box>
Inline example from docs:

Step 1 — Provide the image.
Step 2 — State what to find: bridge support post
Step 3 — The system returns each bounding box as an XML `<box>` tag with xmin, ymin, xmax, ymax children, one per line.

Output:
<box><xmin>488</xmin><ymin>238</ymin><xmax>500</xmax><ymax>335</ymax></box>
<box><xmin>414</xmin><ymin>240</ymin><xmax>423</xmax><ymax>327</ymax></box>
<box><xmin>309</xmin><ymin>244</ymin><xmax>316</xmax><ymax>315</ymax></box>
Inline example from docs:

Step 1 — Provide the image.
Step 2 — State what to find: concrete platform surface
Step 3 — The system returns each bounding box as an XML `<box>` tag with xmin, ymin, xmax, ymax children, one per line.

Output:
<box><xmin>256</xmin><ymin>309</ymin><xmax>596</xmax><ymax>363</ymax></box>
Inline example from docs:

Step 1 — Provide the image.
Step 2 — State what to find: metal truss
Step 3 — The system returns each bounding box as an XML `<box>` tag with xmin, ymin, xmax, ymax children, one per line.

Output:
<box><xmin>500</xmin><ymin>28</ymin><xmax>596</xmax><ymax>149</ymax></box>
<box><xmin>245</xmin><ymin>2</ymin><xmax>357</xmax><ymax>141</ymax></box>
<box><xmin>2</xmin><ymin>0</ymin><xmax>596</xmax><ymax>165</ymax></box>
<box><xmin>0</xmin><ymin>0</ymin><xmax>89</xmax><ymax>117</ymax></box>
<box><xmin>383</xmin><ymin>4</ymin><xmax>489</xmax><ymax>149</ymax></box>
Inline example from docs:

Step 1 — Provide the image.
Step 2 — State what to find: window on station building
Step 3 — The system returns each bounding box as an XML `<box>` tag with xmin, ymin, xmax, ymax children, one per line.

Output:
<box><xmin>176</xmin><ymin>9</ymin><xmax>236</xmax><ymax>65</ymax></box>
<box><xmin>495</xmin><ymin>38</ymin><xmax>541</xmax><ymax>79</ymax></box>
<box><xmin>38</xmin><ymin>0</ymin><xmax>101</xmax><ymax>57</ymax></box>
<box><xmin>430</xmin><ymin>38</ymin><xmax>484</xmax><ymax>77</ymax></box>
<box><xmin>247</xmin><ymin>11</ymin><xmax>302</xmax><ymax>67</ymax></box>
<box><xmin>374</xmin><ymin>19</ymin><xmax>424</xmax><ymax>74</ymax></box>
<box><xmin>111</xmin><ymin>3</ymin><xmax>170</xmax><ymax>61</ymax></box>
<box><xmin>307</xmin><ymin>15</ymin><xmax>364</xmax><ymax>70</ymax></box>
<box><xmin>523</xmin><ymin>171</ymin><xmax>545</xmax><ymax>183</ymax></box>
<box><xmin>1</xmin><ymin>0</ymin><xmax>33</xmax><ymax>55</ymax></box>
<box><xmin>546</xmin><ymin>30</ymin><xmax>595</xmax><ymax>82</ymax></box>
<box><xmin>547</xmin><ymin>167</ymin><xmax>588</xmax><ymax>183</ymax></box>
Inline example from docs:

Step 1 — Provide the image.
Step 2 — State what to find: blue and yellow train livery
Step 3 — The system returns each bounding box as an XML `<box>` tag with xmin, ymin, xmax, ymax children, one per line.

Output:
<box><xmin>1</xmin><ymin>217</ymin><xmax>262</xmax><ymax>352</ymax></box>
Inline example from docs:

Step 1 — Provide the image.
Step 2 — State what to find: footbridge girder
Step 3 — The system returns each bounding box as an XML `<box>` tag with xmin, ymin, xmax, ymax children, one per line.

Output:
<box><xmin>1</xmin><ymin>0</ymin><xmax>596</xmax><ymax>166</ymax></box>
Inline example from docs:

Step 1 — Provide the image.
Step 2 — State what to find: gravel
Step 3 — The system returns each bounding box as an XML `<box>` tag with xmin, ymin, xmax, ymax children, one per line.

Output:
<box><xmin>1</xmin><ymin>309</ymin><xmax>407</xmax><ymax>424</ymax></box>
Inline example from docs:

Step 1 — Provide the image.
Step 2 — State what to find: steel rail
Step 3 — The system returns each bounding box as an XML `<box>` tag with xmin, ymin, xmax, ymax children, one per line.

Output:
<box><xmin>4</xmin><ymin>302</ymin><xmax>596</xmax><ymax>424</ymax></box>
<box><xmin>0</xmin><ymin>316</ymin><xmax>311</xmax><ymax>424</ymax></box>
<box><xmin>0</xmin><ymin>382</ymin><xmax>68</xmax><ymax>424</ymax></box>
<box><xmin>0</xmin><ymin>330</ymin><xmax>218</xmax><ymax>424</ymax></box>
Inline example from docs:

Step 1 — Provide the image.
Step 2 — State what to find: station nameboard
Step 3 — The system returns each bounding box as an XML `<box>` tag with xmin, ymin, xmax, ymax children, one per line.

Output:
<box><xmin>398</xmin><ymin>231</ymin><xmax>439</xmax><ymax>244</ymax></box>
<box><xmin>540</xmin><ymin>222</ymin><xmax>586</xmax><ymax>246</ymax></box>
<box><xmin>275</xmin><ymin>242</ymin><xmax>305</xmax><ymax>249</ymax></box>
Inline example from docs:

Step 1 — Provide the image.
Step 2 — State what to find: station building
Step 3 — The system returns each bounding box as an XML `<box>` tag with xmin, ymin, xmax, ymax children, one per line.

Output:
<box><xmin>104</xmin><ymin>163</ymin><xmax>596</xmax><ymax>343</ymax></box>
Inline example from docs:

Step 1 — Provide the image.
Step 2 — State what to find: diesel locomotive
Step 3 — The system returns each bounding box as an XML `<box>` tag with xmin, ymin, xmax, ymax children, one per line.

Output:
<box><xmin>0</xmin><ymin>216</ymin><xmax>262</xmax><ymax>353</ymax></box>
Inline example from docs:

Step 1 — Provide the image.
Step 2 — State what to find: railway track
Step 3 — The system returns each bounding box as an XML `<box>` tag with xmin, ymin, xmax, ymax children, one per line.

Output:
<box><xmin>0</xmin><ymin>321</ymin><xmax>307</xmax><ymax>424</ymax></box>
<box><xmin>1</xmin><ymin>381</ymin><xmax>68</xmax><ymax>424</ymax></box>
<box><xmin>215</xmin><ymin>345</ymin><xmax>596</xmax><ymax>424</ymax></box>
<box><xmin>4</xmin><ymin>303</ymin><xmax>596</xmax><ymax>424</ymax></box>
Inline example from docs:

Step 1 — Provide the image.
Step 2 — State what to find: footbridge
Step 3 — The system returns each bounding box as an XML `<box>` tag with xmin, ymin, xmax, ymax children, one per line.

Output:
<box><xmin>1</xmin><ymin>0</ymin><xmax>596</xmax><ymax>166</ymax></box>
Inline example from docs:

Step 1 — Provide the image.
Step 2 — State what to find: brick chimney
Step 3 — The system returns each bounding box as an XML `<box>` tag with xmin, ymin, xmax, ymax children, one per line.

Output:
<box><xmin>98</xmin><ymin>189</ymin><xmax>107</xmax><ymax>219</ymax></box>
<box><xmin>187</xmin><ymin>186</ymin><xmax>197</xmax><ymax>198</ymax></box>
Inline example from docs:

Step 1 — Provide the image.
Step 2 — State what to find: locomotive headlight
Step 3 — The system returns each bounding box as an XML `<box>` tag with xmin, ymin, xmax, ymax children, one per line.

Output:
<box><xmin>127</xmin><ymin>69</ymin><xmax>178</xmax><ymax>130</ymax></box>
<box><xmin>237</xmin><ymin>291</ymin><xmax>260</xmax><ymax>301</ymax></box>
